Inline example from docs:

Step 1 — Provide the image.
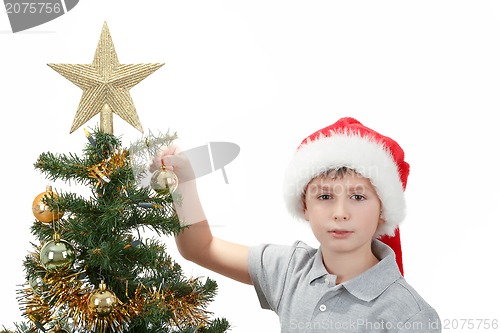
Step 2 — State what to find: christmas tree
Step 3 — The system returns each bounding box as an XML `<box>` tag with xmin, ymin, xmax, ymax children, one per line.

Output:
<box><xmin>1</xmin><ymin>22</ymin><xmax>229</xmax><ymax>333</ymax></box>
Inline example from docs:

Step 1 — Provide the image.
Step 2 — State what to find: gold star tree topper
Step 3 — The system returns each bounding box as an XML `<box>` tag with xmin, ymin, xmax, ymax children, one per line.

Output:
<box><xmin>48</xmin><ymin>22</ymin><xmax>164</xmax><ymax>134</ymax></box>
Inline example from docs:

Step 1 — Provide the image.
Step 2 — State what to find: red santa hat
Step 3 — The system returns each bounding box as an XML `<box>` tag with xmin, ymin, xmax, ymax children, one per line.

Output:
<box><xmin>283</xmin><ymin>117</ymin><xmax>409</xmax><ymax>275</ymax></box>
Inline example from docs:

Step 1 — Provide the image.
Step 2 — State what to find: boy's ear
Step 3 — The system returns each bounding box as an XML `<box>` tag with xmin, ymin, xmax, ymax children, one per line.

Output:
<box><xmin>303</xmin><ymin>199</ymin><xmax>310</xmax><ymax>221</ymax></box>
<box><xmin>378</xmin><ymin>211</ymin><xmax>385</xmax><ymax>225</ymax></box>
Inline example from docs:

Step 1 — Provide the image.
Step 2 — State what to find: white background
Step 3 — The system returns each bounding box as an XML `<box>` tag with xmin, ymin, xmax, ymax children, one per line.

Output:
<box><xmin>1</xmin><ymin>1</ymin><xmax>500</xmax><ymax>332</ymax></box>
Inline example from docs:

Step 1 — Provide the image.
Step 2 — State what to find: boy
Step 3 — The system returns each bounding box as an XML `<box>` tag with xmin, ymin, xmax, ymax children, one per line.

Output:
<box><xmin>150</xmin><ymin>117</ymin><xmax>441</xmax><ymax>332</ymax></box>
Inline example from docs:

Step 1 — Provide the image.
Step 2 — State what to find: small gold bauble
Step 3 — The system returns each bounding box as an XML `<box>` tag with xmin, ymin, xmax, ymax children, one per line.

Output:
<box><xmin>32</xmin><ymin>186</ymin><xmax>64</xmax><ymax>223</ymax></box>
<box><xmin>150</xmin><ymin>167</ymin><xmax>178</xmax><ymax>194</ymax></box>
<box><xmin>88</xmin><ymin>282</ymin><xmax>117</xmax><ymax>317</ymax></box>
<box><xmin>40</xmin><ymin>235</ymin><xmax>75</xmax><ymax>272</ymax></box>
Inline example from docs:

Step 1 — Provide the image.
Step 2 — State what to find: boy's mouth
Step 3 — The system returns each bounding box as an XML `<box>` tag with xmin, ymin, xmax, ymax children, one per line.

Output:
<box><xmin>328</xmin><ymin>230</ymin><xmax>353</xmax><ymax>238</ymax></box>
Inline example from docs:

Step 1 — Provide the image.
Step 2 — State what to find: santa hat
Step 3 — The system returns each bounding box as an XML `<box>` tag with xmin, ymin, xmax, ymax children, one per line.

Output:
<box><xmin>283</xmin><ymin>117</ymin><xmax>409</xmax><ymax>275</ymax></box>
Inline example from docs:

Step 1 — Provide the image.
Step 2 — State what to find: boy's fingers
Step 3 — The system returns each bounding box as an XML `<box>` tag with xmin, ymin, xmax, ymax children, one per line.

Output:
<box><xmin>148</xmin><ymin>145</ymin><xmax>182</xmax><ymax>172</ymax></box>
<box><xmin>161</xmin><ymin>155</ymin><xmax>177</xmax><ymax>167</ymax></box>
<box><xmin>161</xmin><ymin>144</ymin><xmax>179</xmax><ymax>156</ymax></box>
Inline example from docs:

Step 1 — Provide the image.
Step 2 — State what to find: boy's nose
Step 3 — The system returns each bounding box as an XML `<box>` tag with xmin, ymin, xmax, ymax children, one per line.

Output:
<box><xmin>334</xmin><ymin>214</ymin><xmax>348</xmax><ymax>221</ymax></box>
<box><xmin>332</xmin><ymin>201</ymin><xmax>350</xmax><ymax>221</ymax></box>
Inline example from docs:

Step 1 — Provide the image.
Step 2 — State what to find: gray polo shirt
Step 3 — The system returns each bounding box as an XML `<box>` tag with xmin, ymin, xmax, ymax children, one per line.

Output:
<box><xmin>248</xmin><ymin>239</ymin><xmax>441</xmax><ymax>332</ymax></box>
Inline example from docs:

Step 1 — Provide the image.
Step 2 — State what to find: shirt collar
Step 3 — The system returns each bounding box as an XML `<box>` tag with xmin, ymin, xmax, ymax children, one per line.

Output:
<box><xmin>308</xmin><ymin>247</ymin><xmax>330</xmax><ymax>284</ymax></box>
<box><xmin>308</xmin><ymin>239</ymin><xmax>402</xmax><ymax>302</ymax></box>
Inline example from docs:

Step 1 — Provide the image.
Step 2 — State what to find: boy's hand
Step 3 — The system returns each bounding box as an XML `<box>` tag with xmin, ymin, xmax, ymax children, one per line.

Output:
<box><xmin>149</xmin><ymin>145</ymin><xmax>195</xmax><ymax>184</ymax></box>
<box><xmin>149</xmin><ymin>145</ymin><xmax>205</xmax><ymax>226</ymax></box>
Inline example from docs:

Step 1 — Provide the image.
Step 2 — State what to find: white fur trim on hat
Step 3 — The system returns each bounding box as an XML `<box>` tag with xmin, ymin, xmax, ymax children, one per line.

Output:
<box><xmin>283</xmin><ymin>131</ymin><xmax>405</xmax><ymax>237</ymax></box>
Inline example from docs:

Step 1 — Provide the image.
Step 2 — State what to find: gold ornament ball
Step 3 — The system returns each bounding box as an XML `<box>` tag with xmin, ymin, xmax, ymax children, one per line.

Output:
<box><xmin>40</xmin><ymin>237</ymin><xmax>75</xmax><ymax>272</ymax></box>
<box><xmin>32</xmin><ymin>187</ymin><xmax>64</xmax><ymax>223</ymax></box>
<box><xmin>88</xmin><ymin>282</ymin><xmax>117</xmax><ymax>317</ymax></box>
<box><xmin>150</xmin><ymin>167</ymin><xmax>178</xmax><ymax>194</ymax></box>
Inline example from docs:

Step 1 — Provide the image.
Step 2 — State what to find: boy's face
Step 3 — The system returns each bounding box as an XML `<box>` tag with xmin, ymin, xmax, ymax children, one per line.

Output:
<box><xmin>303</xmin><ymin>171</ymin><xmax>383</xmax><ymax>254</ymax></box>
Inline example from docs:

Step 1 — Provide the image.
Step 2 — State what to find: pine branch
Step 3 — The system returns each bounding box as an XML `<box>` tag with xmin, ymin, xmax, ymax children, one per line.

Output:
<box><xmin>34</xmin><ymin>151</ymin><xmax>90</xmax><ymax>184</ymax></box>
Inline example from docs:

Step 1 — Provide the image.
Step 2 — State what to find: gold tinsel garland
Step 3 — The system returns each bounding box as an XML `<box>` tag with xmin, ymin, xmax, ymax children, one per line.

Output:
<box><xmin>129</xmin><ymin>279</ymin><xmax>212</xmax><ymax>329</ymax></box>
<box><xmin>87</xmin><ymin>149</ymin><xmax>128</xmax><ymax>187</ymax></box>
<box><xmin>17</xmin><ymin>247</ymin><xmax>131</xmax><ymax>332</ymax></box>
<box><xmin>18</xmin><ymin>248</ymin><xmax>211</xmax><ymax>332</ymax></box>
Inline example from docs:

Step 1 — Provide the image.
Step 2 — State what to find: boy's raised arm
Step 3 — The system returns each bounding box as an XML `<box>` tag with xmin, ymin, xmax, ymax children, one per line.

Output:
<box><xmin>175</xmin><ymin>221</ymin><xmax>251</xmax><ymax>284</ymax></box>
<box><xmin>150</xmin><ymin>146</ymin><xmax>252</xmax><ymax>285</ymax></box>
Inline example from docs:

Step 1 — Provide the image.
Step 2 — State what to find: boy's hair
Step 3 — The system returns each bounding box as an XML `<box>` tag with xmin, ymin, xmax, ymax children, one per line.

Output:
<box><xmin>302</xmin><ymin>166</ymin><xmax>361</xmax><ymax>191</ymax></box>
<box><xmin>301</xmin><ymin>166</ymin><xmax>354</xmax><ymax>198</ymax></box>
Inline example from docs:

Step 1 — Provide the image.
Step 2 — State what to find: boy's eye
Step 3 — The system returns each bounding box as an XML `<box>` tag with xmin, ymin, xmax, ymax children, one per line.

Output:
<box><xmin>351</xmin><ymin>194</ymin><xmax>366</xmax><ymax>201</ymax></box>
<box><xmin>318</xmin><ymin>194</ymin><xmax>332</xmax><ymax>200</ymax></box>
